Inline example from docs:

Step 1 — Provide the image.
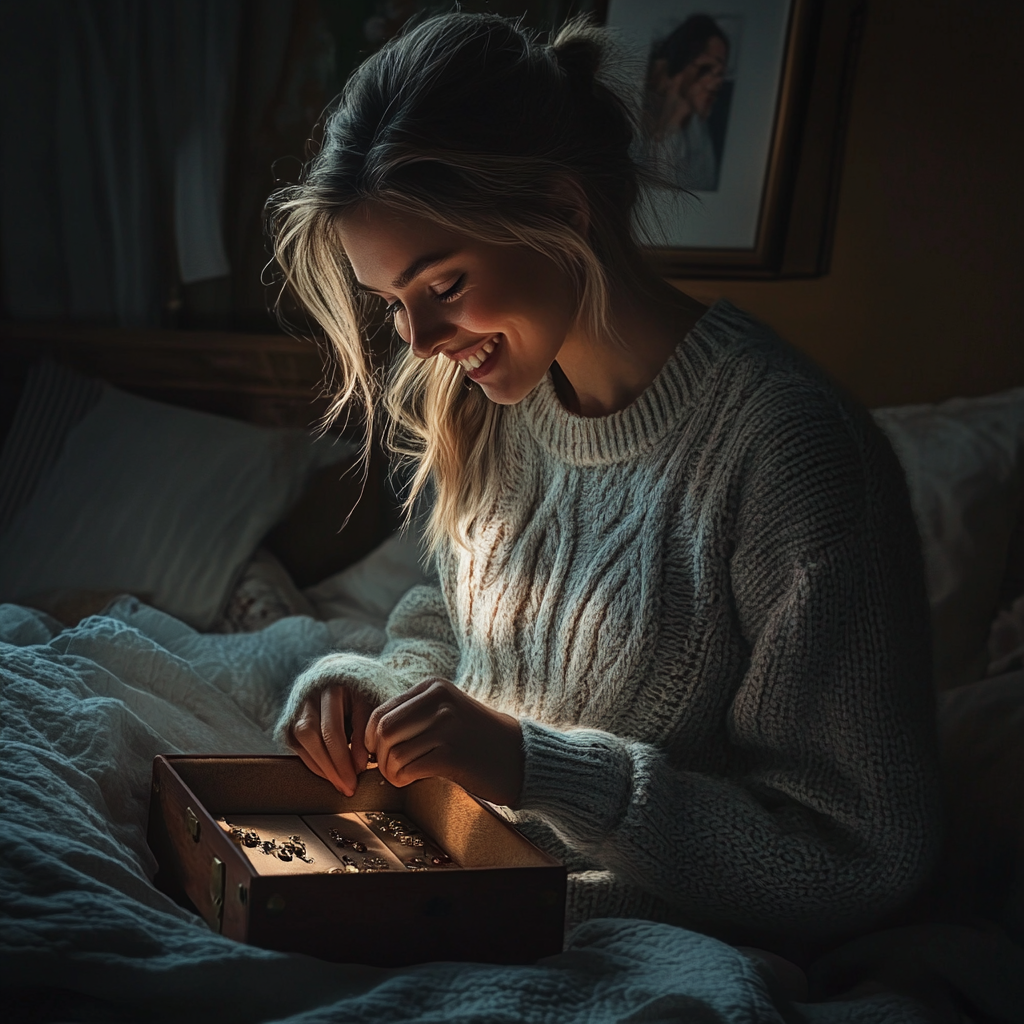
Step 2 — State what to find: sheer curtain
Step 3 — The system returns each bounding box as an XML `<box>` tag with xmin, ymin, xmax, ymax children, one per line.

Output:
<box><xmin>0</xmin><ymin>1</ymin><xmax>585</xmax><ymax>327</ymax></box>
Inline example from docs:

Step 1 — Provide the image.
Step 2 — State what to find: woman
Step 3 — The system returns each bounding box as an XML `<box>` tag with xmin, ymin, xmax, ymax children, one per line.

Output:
<box><xmin>268</xmin><ymin>13</ymin><xmax>940</xmax><ymax>948</ymax></box>
<box><xmin>643</xmin><ymin>14</ymin><xmax>730</xmax><ymax>191</ymax></box>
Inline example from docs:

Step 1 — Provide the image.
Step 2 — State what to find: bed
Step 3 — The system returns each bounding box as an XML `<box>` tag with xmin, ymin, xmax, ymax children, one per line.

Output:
<box><xmin>1</xmin><ymin>324</ymin><xmax>1022</xmax><ymax>1024</ymax></box>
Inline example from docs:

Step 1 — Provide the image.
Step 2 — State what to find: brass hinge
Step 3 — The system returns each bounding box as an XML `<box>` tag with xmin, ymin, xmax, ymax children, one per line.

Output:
<box><xmin>209</xmin><ymin>856</ymin><xmax>225</xmax><ymax>933</ymax></box>
<box><xmin>186</xmin><ymin>806</ymin><xmax>201</xmax><ymax>843</ymax></box>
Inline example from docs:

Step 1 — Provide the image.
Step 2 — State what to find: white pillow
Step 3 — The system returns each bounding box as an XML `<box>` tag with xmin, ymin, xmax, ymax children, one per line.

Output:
<box><xmin>0</xmin><ymin>385</ymin><xmax>350</xmax><ymax>629</ymax></box>
<box><xmin>303</xmin><ymin>530</ymin><xmax>432</xmax><ymax>629</ymax></box>
<box><xmin>872</xmin><ymin>389</ymin><xmax>1024</xmax><ymax>690</ymax></box>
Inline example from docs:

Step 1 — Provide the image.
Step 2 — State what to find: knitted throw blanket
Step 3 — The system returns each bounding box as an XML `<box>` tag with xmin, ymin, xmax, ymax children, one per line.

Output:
<box><xmin>278</xmin><ymin>301</ymin><xmax>942</xmax><ymax>940</ymax></box>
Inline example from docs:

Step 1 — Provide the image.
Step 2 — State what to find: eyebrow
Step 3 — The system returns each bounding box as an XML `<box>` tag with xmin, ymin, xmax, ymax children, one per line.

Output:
<box><xmin>354</xmin><ymin>250</ymin><xmax>457</xmax><ymax>294</ymax></box>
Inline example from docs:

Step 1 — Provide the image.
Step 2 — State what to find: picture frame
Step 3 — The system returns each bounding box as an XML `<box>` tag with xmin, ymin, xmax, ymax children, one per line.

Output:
<box><xmin>596</xmin><ymin>0</ymin><xmax>864</xmax><ymax>278</ymax></box>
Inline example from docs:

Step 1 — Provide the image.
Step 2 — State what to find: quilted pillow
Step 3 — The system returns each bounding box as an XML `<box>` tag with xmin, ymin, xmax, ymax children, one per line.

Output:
<box><xmin>872</xmin><ymin>389</ymin><xmax>1024</xmax><ymax>690</ymax></box>
<box><xmin>0</xmin><ymin>361</ymin><xmax>351</xmax><ymax>629</ymax></box>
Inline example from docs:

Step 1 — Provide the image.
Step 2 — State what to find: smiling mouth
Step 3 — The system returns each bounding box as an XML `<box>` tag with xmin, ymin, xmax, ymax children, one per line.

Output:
<box><xmin>453</xmin><ymin>336</ymin><xmax>498</xmax><ymax>376</ymax></box>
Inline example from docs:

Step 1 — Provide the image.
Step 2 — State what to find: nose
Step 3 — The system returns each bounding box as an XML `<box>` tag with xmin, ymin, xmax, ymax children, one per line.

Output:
<box><xmin>400</xmin><ymin>302</ymin><xmax>458</xmax><ymax>360</ymax></box>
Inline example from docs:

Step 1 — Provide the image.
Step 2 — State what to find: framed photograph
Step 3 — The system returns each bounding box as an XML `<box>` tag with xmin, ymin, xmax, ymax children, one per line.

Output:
<box><xmin>600</xmin><ymin>0</ymin><xmax>863</xmax><ymax>277</ymax></box>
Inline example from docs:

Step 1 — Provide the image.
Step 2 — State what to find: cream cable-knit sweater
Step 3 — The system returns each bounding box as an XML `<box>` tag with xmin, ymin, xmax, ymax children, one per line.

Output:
<box><xmin>277</xmin><ymin>301</ymin><xmax>941</xmax><ymax>940</ymax></box>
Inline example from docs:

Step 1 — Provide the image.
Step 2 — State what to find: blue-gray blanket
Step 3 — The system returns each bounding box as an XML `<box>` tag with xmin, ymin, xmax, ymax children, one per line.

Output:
<box><xmin>0</xmin><ymin>598</ymin><xmax>933</xmax><ymax>1023</ymax></box>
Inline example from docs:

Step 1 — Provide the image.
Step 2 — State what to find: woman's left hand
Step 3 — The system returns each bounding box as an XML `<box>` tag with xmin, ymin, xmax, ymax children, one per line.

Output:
<box><xmin>363</xmin><ymin>678</ymin><xmax>524</xmax><ymax>806</ymax></box>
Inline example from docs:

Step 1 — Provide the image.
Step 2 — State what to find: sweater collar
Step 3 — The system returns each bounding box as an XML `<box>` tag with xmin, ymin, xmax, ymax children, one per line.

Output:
<box><xmin>515</xmin><ymin>299</ymin><xmax>735</xmax><ymax>467</ymax></box>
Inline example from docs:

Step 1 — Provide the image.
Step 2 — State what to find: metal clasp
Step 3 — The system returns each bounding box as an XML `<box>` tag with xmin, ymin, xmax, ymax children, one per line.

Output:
<box><xmin>209</xmin><ymin>856</ymin><xmax>225</xmax><ymax>933</ymax></box>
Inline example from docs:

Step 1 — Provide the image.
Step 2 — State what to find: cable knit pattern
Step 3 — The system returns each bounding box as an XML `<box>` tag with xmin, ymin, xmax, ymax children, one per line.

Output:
<box><xmin>276</xmin><ymin>301</ymin><xmax>942</xmax><ymax>940</ymax></box>
<box><xmin>274</xmin><ymin>584</ymin><xmax>456</xmax><ymax>741</ymax></box>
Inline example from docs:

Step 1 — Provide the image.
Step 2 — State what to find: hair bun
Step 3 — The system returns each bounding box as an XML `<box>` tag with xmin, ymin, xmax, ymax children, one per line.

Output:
<box><xmin>551</xmin><ymin>22</ymin><xmax>604</xmax><ymax>90</ymax></box>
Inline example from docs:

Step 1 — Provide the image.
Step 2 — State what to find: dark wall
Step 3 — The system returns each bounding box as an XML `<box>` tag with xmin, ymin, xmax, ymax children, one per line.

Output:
<box><xmin>676</xmin><ymin>0</ymin><xmax>1024</xmax><ymax>407</ymax></box>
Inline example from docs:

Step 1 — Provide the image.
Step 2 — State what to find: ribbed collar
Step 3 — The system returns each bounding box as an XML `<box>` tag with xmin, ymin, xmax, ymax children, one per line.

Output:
<box><xmin>515</xmin><ymin>299</ymin><xmax>739</xmax><ymax>467</ymax></box>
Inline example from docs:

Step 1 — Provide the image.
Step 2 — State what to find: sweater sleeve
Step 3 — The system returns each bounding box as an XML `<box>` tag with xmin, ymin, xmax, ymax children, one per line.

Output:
<box><xmin>517</xmin><ymin>390</ymin><xmax>943</xmax><ymax>938</ymax></box>
<box><xmin>273</xmin><ymin>583</ymin><xmax>460</xmax><ymax>745</ymax></box>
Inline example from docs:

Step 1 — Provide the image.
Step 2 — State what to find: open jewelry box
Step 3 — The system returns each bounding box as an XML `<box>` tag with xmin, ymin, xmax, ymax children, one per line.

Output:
<box><xmin>147</xmin><ymin>755</ymin><xmax>567</xmax><ymax>966</ymax></box>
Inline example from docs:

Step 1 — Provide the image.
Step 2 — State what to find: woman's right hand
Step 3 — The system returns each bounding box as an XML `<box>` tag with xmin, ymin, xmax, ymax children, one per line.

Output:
<box><xmin>286</xmin><ymin>685</ymin><xmax>377</xmax><ymax>796</ymax></box>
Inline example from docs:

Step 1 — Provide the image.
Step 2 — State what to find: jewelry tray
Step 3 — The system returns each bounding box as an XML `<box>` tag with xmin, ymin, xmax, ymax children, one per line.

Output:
<box><xmin>147</xmin><ymin>755</ymin><xmax>566</xmax><ymax>966</ymax></box>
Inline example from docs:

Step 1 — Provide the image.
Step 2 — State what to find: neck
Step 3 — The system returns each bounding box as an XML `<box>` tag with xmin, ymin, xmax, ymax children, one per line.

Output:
<box><xmin>553</xmin><ymin>276</ymin><xmax>705</xmax><ymax>418</ymax></box>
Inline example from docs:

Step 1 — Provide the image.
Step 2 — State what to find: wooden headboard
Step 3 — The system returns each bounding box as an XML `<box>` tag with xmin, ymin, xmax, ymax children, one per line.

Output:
<box><xmin>0</xmin><ymin>322</ymin><xmax>331</xmax><ymax>429</ymax></box>
<box><xmin>0</xmin><ymin>321</ymin><xmax>396</xmax><ymax>588</ymax></box>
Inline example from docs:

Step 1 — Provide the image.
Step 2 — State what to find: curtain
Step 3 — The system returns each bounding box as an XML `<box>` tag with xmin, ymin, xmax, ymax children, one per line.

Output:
<box><xmin>0</xmin><ymin>0</ymin><xmax>246</xmax><ymax>325</ymax></box>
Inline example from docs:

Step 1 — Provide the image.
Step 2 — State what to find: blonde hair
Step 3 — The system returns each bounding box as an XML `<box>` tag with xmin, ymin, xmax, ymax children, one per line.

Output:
<box><xmin>268</xmin><ymin>13</ymin><xmax>655</xmax><ymax>553</ymax></box>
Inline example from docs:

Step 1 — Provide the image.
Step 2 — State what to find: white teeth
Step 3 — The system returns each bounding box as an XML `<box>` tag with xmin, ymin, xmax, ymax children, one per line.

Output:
<box><xmin>458</xmin><ymin>338</ymin><xmax>497</xmax><ymax>371</ymax></box>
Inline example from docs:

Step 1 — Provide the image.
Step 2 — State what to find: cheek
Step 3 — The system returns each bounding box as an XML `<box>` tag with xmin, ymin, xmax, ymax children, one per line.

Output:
<box><xmin>457</xmin><ymin>294</ymin><xmax>505</xmax><ymax>335</ymax></box>
<box><xmin>508</xmin><ymin>297</ymin><xmax>574</xmax><ymax>366</ymax></box>
<box><xmin>514</xmin><ymin>263</ymin><xmax>577</xmax><ymax>337</ymax></box>
<box><xmin>464</xmin><ymin>284</ymin><xmax>571</xmax><ymax>352</ymax></box>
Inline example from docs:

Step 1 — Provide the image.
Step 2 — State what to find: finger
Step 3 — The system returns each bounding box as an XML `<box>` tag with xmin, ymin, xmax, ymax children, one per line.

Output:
<box><xmin>349</xmin><ymin>691</ymin><xmax>374</xmax><ymax>771</ymax></box>
<box><xmin>304</xmin><ymin>725</ymin><xmax>354</xmax><ymax>796</ymax></box>
<box><xmin>365</xmin><ymin>679</ymin><xmax>449</xmax><ymax>754</ymax></box>
<box><xmin>291</xmin><ymin>697</ymin><xmax>353</xmax><ymax>795</ymax></box>
<box><xmin>370</xmin><ymin>696</ymin><xmax>438</xmax><ymax>776</ymax></box>
<box><xmin>321</xmin><ymin>687</ymin><xmax>357</xmax><ymax>795</ymax></box>
<box><xmin>290</xmin><ymin>736</ymin><xmax>327</xmax><ymax>780</ymax></box>
<box><xmin>284</xmin><ymin>699</ymin><xmax>324</xmax><ymax>764</ymax></box>
<box><xmin>286</xmin><ymin>701</ymin><xmax>329</xmax><ymax>781</ymax></box>
<box><xmin>363</xmin><ymin>677</ymin><xmax>442</xmax><ymax>749</ymax></box>
<box><xmin>380</xmin><ymin>734</ymin><xmax>446</xmax><ymax>788</ymax></box>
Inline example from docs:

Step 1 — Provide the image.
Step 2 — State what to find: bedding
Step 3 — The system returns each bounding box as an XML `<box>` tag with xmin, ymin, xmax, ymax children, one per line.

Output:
<box><xmin>872</xmin><ymin>388</ymin><xmax>1024</xmax><ymax>690</ymax></box>
<box><xmin>933</xmin><ymin>668</ymin><xmax>1024</xmax><ymax>937</ymax></box>
<box><xmin>987</xmin><ymin>593</ymin><xmax>1024</xmax><ymax>677</ymax></box>
<box><xmin>3</xmin><ymin>379</ymin><xmax>1023</xmax><ymax>1023</ymax></box>
<box><xmin>214</xmin><ymin>548</ymin><xmax>318</xmax><ymax>634</ymax></box>
<box><xmin>2</xmin><ymin>595</ymin><xmax>957</xmax><ymax>1024</ymax></box>
<box><xmin>0</xmin><ymin>360</ymin><xmax>352</xmax><ymax>629</ymax></box>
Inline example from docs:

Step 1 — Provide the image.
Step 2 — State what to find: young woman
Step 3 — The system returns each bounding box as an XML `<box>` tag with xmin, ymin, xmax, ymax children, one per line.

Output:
<box><xmin>269</xmin><ymin>13</ymin><xmax>941</xmax><ymax>947</ymax></box>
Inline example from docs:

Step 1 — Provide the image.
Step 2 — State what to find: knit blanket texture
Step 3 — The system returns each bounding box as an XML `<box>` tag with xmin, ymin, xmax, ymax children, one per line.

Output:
<box><xmin>0</xmin><ymin>598</ymin><xmax>933</xmax><ymax>1023</ymax></box>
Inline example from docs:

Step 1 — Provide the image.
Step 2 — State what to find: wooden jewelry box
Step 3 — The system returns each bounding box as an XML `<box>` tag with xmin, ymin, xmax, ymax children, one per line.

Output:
<box><xmin>147</xmin><ymin>754</ymin><xmax>567</xmax><ymax>966</ymax></box>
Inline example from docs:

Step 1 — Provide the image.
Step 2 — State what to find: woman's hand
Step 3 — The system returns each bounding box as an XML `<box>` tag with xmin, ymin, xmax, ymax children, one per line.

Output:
<box><xmin>364</xmin><ymin>679</ymin><xmax>524</xmax><ymax>806</ymax></box>
<box><xmin>287</xmin><ymin>685</ymin><xmax>377</xmax><ymax>797</ymax></box>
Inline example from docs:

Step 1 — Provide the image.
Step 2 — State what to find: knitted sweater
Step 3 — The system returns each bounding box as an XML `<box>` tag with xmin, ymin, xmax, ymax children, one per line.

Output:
<box><xmin>277</xmin><ymin>301</ymin><xmax>942</xmax><ymax>940</ymax></box>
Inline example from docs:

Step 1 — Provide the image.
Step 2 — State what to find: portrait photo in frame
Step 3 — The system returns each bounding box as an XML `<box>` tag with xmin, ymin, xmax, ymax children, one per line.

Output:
<box><xmin>600</xmin><ymin>0</ymin><xmax>863</xmax><ymax>278</ymax></box>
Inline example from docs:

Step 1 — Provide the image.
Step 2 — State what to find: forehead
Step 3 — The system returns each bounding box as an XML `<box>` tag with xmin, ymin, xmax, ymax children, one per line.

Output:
<box><xmin>702</xmin><ymin>36</ymin><xmax>728</xmax><ymax>60</ymax></box>
<box><xmin>335</xmin><ymin>202</ymin><xmax>463</xmax><ymax>290</ymax></box>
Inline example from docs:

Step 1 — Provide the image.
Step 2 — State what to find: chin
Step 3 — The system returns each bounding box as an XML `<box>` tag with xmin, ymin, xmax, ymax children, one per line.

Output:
<box><xmin>479</xmin><ymin>378</ymin><xmax>541</xmax><ymax>406</ymax></box>
<box><xmin>480</xmin><ymin>386</ymin><xmax>528</xmax><ymax>406</ymax></box>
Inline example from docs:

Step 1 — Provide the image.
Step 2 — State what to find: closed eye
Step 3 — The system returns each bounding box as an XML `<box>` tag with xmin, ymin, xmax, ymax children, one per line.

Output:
<box><xmin>434</xmin><ymin>274</ymin><xmax>466</xmax><ymax>303</ymax></box>
<box><xmin>383</xmin><ymin>274</ymin><xmax>465</xmax><ymax>322</ymax></box>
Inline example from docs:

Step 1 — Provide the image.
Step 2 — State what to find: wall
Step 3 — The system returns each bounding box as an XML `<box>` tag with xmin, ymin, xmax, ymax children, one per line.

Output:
<box><xmin>673</xmin><ymin>0</ymin><xmax>1024</xmax><ymax>408</ymax></box>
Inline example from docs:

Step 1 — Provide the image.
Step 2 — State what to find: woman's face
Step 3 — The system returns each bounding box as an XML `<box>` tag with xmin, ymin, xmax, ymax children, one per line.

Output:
<box><xmin>682</xmin><ymin>36</ymin><xmax>728</xmax><ymax>120</ymax></box>
<box><xmin>655</xmin><ymin>35</ymin><xmax>728</xmax><ymax>127</ymax></box>
<box><xmin>336</xmin><ymin>202</ymin><xmax>579</xmax><ymax>406</ymax></box>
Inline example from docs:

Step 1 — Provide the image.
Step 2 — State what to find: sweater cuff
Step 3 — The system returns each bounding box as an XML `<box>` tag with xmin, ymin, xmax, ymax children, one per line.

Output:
<box><xmin>272</xmin><ymin>652</ymin><xmax>407</xmax><ymax>747</ymax></box>
<box><xmin>517</xmin><ymin>719</ymin><xmax>632</xmax><ymax>846</ymax></box>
